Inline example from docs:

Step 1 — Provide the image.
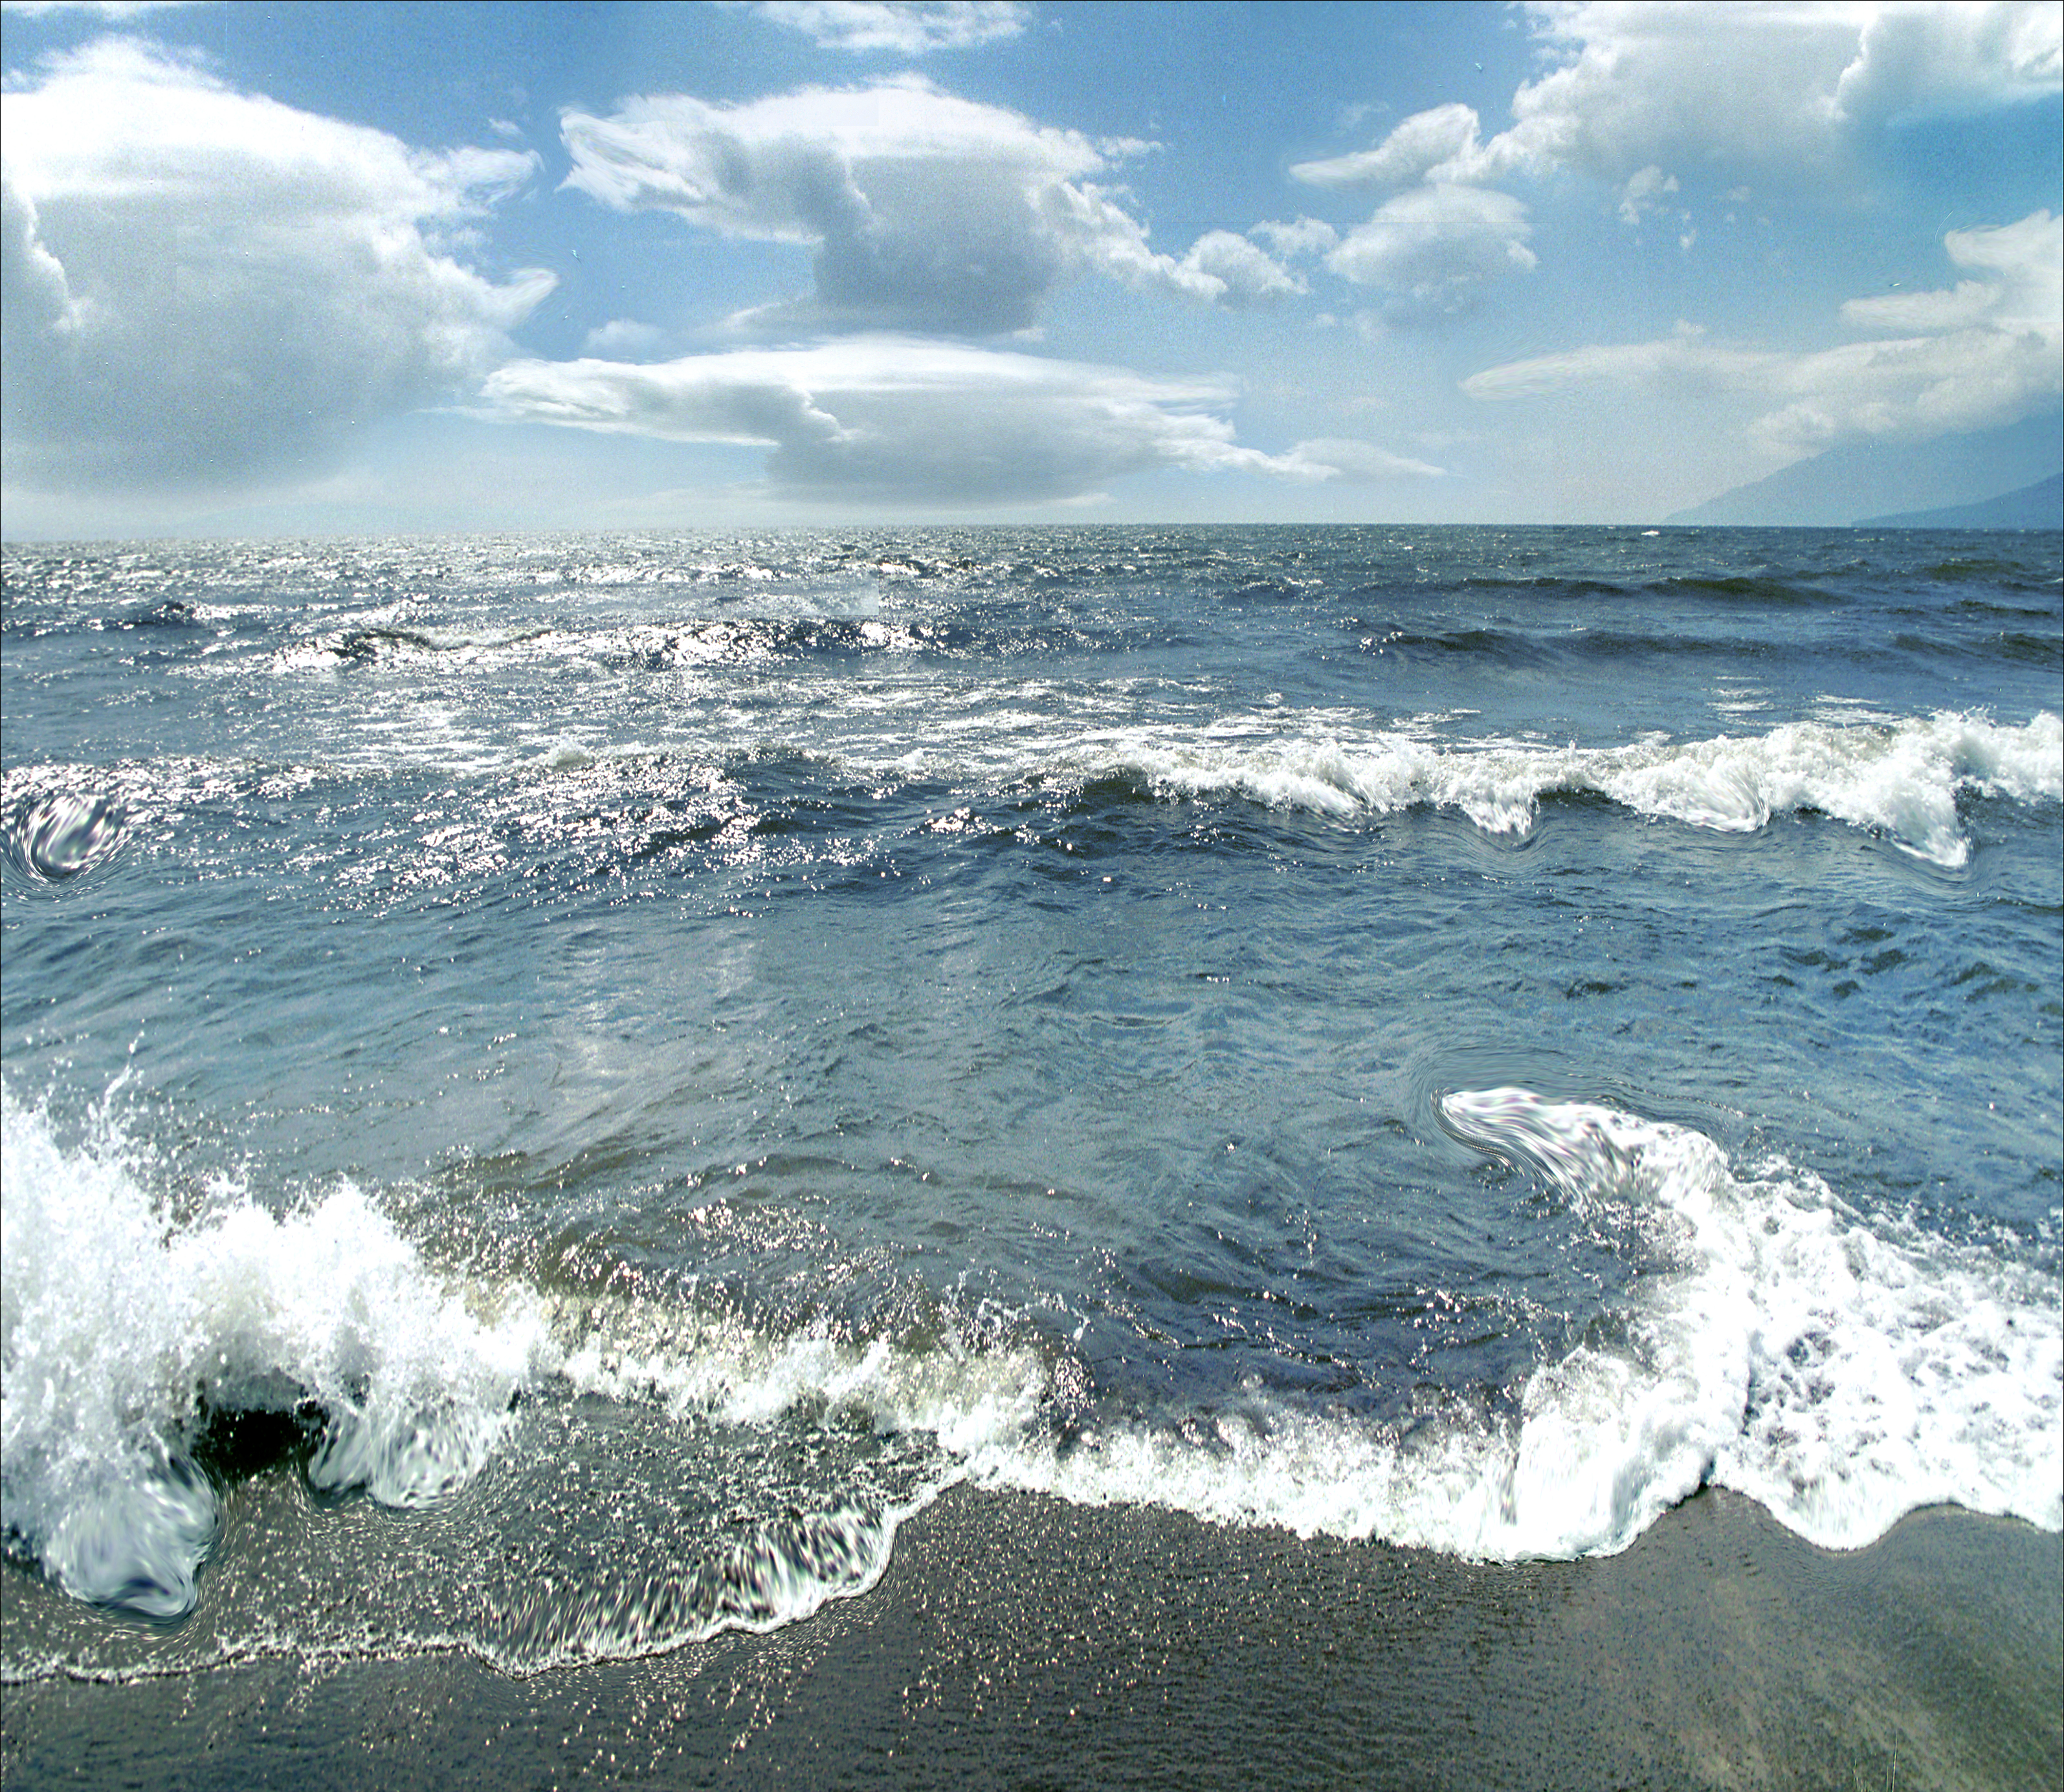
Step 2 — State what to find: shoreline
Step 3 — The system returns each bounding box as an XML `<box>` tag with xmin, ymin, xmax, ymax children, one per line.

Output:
<box><xmin>5</xmin><ymin>1485</ymin><xmax>2058</xmax><ymax>1790</ymax></box>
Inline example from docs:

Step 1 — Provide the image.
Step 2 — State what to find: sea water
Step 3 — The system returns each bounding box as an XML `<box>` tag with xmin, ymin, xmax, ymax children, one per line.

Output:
<box><xmin>3</xmin><ymin>525</ymin><xmax>2058</xmax><ymax>1677</ymax></box>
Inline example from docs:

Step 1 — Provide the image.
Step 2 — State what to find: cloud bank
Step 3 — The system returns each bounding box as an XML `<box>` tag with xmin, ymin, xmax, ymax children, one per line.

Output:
<box><xmin>1463</xmin><ymin>210</ymin><xmax>2063</xmax><ymax>458</ymax></box>
<box><xmin>1</xmin><ymin>38</ymin><xmax>551</xmax><ymax>495</ymax></box>
<box><xmin>520</xmin><ymin>76</ymin><xmax>1411</xmax><ymax>507</ymax></box>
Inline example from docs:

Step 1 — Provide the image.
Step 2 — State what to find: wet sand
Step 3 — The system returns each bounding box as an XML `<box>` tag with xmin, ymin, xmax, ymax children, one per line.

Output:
<box><xmin>4</xmin><ymin>1485</ymin><xmax>2058</xmax><ymax>1790</ymax></box>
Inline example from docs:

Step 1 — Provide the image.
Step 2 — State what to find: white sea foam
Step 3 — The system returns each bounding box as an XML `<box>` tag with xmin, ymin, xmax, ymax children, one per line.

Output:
<box><xmin>559</xmin><ymin>1306</ymin><xmax>1049</xmax><ymax>1458</ymax></box>
<box><xmin>966</xmin><ymin>1091</ymin><xmax>2062</xmax><ymax>1558</ymax></box>
<box><xmin>1069</xmin><ymin>710</ymin><xmax>2061</xmax><ymax>867</ymax></box>
<box><xmin>472</xmin><ymin>1495</ymin><xmax>922</xmax><ymax>1674</ymax></box>
<box><xmin>0</xmin><ymin>1087</ymin><xmax>551</xmax><ymax>1617</ymax></box>
<box><xmin>547</xmin><ymin>1096</ymin><xmax>2060</xmax><ymax>1562</ymax></box>
<box><xmin>7</xmin><ymin>1079</ymin><xmax>2056</xmax><ymax>1636</ymax></box>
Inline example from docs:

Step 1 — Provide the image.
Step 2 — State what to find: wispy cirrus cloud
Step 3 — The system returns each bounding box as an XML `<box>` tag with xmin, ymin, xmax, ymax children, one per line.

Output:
<box><xmin>1</xmin><ymin>37</ymin><xmax>551</xmax><ymax>495</ymax></box>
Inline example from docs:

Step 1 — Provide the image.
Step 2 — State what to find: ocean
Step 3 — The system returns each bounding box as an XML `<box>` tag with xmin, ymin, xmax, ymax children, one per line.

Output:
<box><xmin>3</xmin><ymin>524</ymin><xmax>2059</xmax><ymax>1715</ymax></box>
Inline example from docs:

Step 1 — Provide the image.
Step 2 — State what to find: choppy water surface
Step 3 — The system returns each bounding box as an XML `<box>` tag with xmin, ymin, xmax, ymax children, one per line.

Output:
<box><xmin>3</xmin><ymin>525</ymin><xmax>2059</xmax><ymax>1677</ymax></box>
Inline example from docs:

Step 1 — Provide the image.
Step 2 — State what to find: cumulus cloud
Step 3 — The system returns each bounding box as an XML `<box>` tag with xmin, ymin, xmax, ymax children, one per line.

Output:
<box><xmin>740</xmin><ymin>1</ymin><xmax>1031</xmax><ymax>53</ymax></box>
<box><xmin>1</xmin><ymin>37</ymin><xmax>552</xmax><ymax>494</ymax></box>
<box><xmin>1291</xmin><ymin>102</ymin><xmax>1490</xmax><ymax>191</ymax></box>
<box><xmin>1297</xmin><ymin>3</ymin><xmax>2060</xmax><ymax>257</ymax></box>
<box><xmin>1834</xmin><ymin>0</ymin><xmax>2063</xmax><ymax>124</ymax></box>
<box><xmin>559</xmin><ymin>74</ymin><xmax>1294</xmax><ymax>335</ymax></box>
<box><xmin>1175</xmin><ymin>230</ymin><xmax>1307</xmax><ymax>305</ymax></box>
<box><xmin>1463</xmin><ymin>211</ymin><xmax>2063</xmax><ymax>459</ymax></box>
<box><xmin>1293</xmin><ymin>105</ymin><xmax>1533</xmax><ymax>313</ymax></box>
<box><xmin>1290</xmin><ymin>5</ymin><xmax>2058</xmax><ymax>315</ymax></box>
<box><xmin>1488</xmin><ymin>1</ymin><xmax>2059</xmax><ymax>184</ymax></box>
<box><xmin>1325</xmin><ymin>183</ymin><xmax>1537</xmax><ymax>312</ymax></box>
<box><xmin>478</xmin><ymin>338</ymin><xmax>1424</xmax><ymax>505</ymax></box>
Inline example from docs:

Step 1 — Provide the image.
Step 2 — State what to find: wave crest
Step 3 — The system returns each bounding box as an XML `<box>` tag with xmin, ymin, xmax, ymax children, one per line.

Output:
<box><xmin>1085</xmin><ymin>710</ymin><xmax>2059</xmax><ymax>866</ymax></box>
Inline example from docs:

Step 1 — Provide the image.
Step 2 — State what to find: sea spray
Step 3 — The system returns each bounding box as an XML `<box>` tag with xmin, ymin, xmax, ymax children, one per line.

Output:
<box><xmin>0</xmin><ymin>1087</ymin><xmax>550</xmax><ymax>1617</ymax></box>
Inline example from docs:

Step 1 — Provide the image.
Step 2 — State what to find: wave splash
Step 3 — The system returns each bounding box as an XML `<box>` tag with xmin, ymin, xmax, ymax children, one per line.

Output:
<box><xmin>0</xmin><ymin>1087</ymin><xmax>548</xmax><ymax>1619</ymax></box>
<box><xmin>1082</xmin><ymin>710</ymin><xmax>2061</xmax><ymax>867</ymax></box>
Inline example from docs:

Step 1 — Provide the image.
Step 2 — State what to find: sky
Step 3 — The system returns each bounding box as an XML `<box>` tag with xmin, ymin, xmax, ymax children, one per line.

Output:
<box><xmin>2</xmin><ymin>0</ymin><xmax>2059</xmax><ymax>537</ymax></box>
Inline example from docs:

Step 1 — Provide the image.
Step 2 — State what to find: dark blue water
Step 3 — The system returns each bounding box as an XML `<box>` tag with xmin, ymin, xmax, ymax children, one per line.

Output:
<box><xmin>3</xmin><ymin>525</ymin><xmax>2058</xmax><ymax>1677</ymax></box>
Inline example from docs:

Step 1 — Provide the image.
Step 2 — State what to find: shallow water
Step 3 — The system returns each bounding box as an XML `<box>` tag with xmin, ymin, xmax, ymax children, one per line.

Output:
<box><xmin>3</xmin><ymin>524</ymin><xmax>2058</xmax><ymax>1677</ymax></box>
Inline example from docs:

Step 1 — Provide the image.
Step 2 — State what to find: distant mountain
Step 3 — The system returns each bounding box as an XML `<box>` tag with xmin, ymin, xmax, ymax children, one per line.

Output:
<box><xmin>1857</xmin><ymin>472</ymin><xmax>2064</xmax><ymax>529</ymax></box>
<box><xmin>1664</xmin><ymin>414</ymin><xmax>2064</xmax><ymax>526</ymax></box>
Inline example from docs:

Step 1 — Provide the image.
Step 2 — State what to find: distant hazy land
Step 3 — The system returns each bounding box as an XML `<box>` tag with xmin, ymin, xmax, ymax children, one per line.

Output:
<box><xmin>1858</xmin><ymin>471</ymin><xmax>2064</xmax><ymax>529</ymax></box>
<box><xmin>1667</xmin><ymin>413</ymin><xmax>2063</xmax><ymax>527</ymax></box>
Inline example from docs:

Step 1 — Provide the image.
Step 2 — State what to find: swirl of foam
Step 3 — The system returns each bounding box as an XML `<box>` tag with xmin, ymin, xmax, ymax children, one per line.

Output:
<box><xmin>2</xmin><ymin>792</ymin><xmax>128</xmax><ymax>889</ymax></box>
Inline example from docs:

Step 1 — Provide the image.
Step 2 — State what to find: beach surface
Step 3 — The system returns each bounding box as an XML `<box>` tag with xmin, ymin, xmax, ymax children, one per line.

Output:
<box><xmin>5</xmin><ymin>1483</ymin><xmax>2057</xmax><ymax>1791</ymax></box>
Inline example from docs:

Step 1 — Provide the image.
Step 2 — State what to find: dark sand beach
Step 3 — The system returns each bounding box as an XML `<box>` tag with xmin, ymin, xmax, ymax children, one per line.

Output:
<box><xmin>5</xmin><ymin>1484</ymin><xmax>2057</xmax><ymax>1791</ymax></box>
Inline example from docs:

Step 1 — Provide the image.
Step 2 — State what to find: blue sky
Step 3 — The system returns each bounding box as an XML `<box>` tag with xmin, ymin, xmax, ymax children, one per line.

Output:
<box><xmin>3</xmin><ymin>0</ymin><xmax>2059</xmax><ymax>536</ymax></box>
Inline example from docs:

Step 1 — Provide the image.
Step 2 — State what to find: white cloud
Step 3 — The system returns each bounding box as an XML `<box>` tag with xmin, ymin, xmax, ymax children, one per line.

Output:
<box><xmin>1326</xmin><ymin>183</ymin><xmax>1537</xmax><ymax>311</ymax></box>
<box><xmin>1616</xmin><ymin>164</ymin><xmax>1678</xmax><ymax>227</ymax></box>
<box><xmin>1293</xmin><ymin>108</ymin><xmax>1533</xmax><ymax>316</ymax></box>
<box><xmin>1462</xmin><ymin>322</ymin><xmax>1773</xmax><ymax>401</ymax></box>
<box><xmin>0</xmin><ymin>2</ymin><xmax>197</xmax><ymax>16</ymax></box>
<box><xmin>1463</xmin><ymin>211</ymin><xmax>2063</xmax><ymax>459</ymax></box>
<box><xmin>1250</xmin><ymin>216</ymin><xmax>1339</xmax><ymax>259</ymax></box>
<box><xmin>1290</xmin><ymin>102</ymin><xmax>1489</xmax><ymax>190</ymax></box>
<box><xmin>1</xmin><ymin>38</ymin><xmax>552</xmax><ymax>495</ymax></box>
<box><xmin>1491</xmin><ymin>2</ymin><xmax>1862</xmax><ymax>183</ymax></box>
<box><xmin>478</xmin><ymin>338</ymin><xmax>1396</xmax><ymax>505</ymax></box>
<box><xmin>580</xmin><ymin>318</ymin><xmax>671</xmax><ymax>359</ymax></box>
<box><xmin>1498</xmin><ymin>1</ymin><xmax>2059</xmax><ymax>184</ymax></box>
<box><xmin>1274</xmin><ymin>437</ymin><xmax>1448</xmax><ymax>481</ymax></box>
<box><xmin>1302</xmin><ymin>5</ymin><xmax>2061</xmax><ymax>208</ymax></box>
<box><xmin>742</xmin><ymin>1</ymin><xmax>1032</xmax><ymax>54</ymax></box>
<box><xmin>1290</xmin><ymin>5</ymin><xmax>2058</xmax><ymax>322</ymax></box>
<box><xmin>559</xmin><ymin>74</ymin><xmax>1270</xmax><ymax>336</ymax></box>
<box><xmin>1177</xmin><ymin>230</ymin><xmax>1305</xmax><ymax>305</ymax></box>
<box><xmin>1834</xmin><ymin>0</ymin><xmax>2063</xmax><ymax>124</ymax></box>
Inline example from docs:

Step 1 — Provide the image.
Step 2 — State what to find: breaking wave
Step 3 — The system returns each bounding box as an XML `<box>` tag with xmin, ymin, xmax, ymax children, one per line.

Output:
<box><xmin>1062</xmin><ymin>710</ymin><xmax>2060</xmax><ymax>868</ymax></box>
